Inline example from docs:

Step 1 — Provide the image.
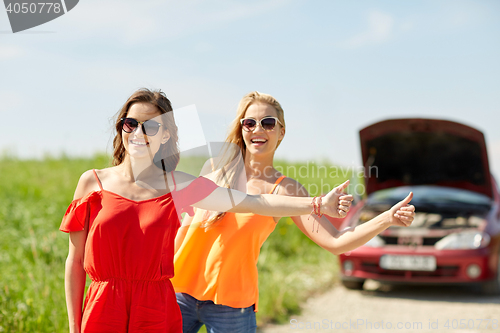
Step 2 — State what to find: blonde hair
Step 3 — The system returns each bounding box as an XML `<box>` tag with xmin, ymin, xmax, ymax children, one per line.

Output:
<box><xmin>226</xmin><ymin>91</ymin><xmax>286</xmax><ymax>160</ymax></box>
<box><xmin>202</xmin><ymin>91</ymin><xmax>285</xmax><ymax>228</ymax></box>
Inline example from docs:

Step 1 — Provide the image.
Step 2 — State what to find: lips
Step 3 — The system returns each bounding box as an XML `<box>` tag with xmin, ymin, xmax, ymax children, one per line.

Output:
<box><xmin>130</xmin><ymin>139</ymin><xmax>149</xmax><ymax>146</ymax></box>
<box><xmin>251</xmin><ymin>138</ymin><xmax>267</xmax><ymax>144</ymax></box>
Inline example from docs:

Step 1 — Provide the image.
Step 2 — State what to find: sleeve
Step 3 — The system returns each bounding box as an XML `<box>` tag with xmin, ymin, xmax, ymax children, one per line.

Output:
<box><xmin>172</xmin><ymin>176</ymin><xmax>219</xmax><ymax>215</ymax></box>
<box><xmin>59</xmin><ymin>192</ymin><xmax>100</xmax><ymax>233</ymax></box>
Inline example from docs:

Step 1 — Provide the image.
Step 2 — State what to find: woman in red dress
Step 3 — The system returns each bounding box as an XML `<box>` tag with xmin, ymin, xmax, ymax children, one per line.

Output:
<box><xmin>61</xmin><ymin>89</ymin><xmax>374</xmax><ymax>333</ymax></box>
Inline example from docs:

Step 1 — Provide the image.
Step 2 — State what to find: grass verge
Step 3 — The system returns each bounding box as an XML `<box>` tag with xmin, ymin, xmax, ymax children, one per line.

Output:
<box><xmin>0</xmin><ymin>156</ymin><xmax>346</xmax><ymax>332</ymax></box>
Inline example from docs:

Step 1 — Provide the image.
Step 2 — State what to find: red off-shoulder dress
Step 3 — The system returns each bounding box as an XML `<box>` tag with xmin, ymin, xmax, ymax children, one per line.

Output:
<box><xmin>60</xmin><ymin>170</ymin><xmax>218</xmax><ymax>333</ymax></box>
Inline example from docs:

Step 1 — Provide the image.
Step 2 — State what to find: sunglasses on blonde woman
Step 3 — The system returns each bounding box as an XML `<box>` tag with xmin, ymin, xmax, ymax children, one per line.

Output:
<box><xmin>240</xmin><ymin>117</ymin><xmax>283</xmax><ymax>132</ymax></box>
<box><xmin>121</xmin><ymin>118</ymin><xmax>162</xmax><ymax>136</ymax></box>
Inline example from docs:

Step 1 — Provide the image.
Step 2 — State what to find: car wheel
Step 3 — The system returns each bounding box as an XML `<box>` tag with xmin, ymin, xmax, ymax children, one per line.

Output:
<box><xmin>481</xmin><ymin>256</ymin><xmax>500</xmax><ymax>295</ymax></box>
<box><xmin>341</xmin><ymin>279</ymin><xmax>365</xmax><ymax>290</ymax></box>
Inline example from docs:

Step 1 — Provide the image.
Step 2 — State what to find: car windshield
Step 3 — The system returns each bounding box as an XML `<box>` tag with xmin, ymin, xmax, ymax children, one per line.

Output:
<box><xmin>366</xmin><ymin>185</ymin><xmax>492</xmax><ymax>211</ymax></box>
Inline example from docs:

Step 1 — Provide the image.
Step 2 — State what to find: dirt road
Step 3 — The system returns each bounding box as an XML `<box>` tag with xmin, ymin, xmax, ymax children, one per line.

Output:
<box><xmin>260</xmin><ymin>281</ymin><xmax>500</xmax><ymax>333</ymax></box>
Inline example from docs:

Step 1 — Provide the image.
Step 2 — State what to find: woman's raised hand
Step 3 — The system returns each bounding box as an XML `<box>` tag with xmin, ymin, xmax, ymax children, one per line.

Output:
<box><xmin>322</xmin><ymin>180</ymin><xmax>354</xmax><ymax>218</ymax></box>
<box><xmin>388</xmin><ymin>192</ymin><xmax>415</xmax><ymax>227</ymax></box>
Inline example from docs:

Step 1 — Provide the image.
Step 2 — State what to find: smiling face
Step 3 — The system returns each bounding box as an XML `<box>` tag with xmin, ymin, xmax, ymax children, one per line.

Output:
<box><xmin>122</xmin><ymin>102</ymin><xmax>170</xmax><ymax>160</ymax></box>
<box><xmin>242</xmin><ymin>102</ymin><xmax>285</xmax><ymax>158</ymax></box>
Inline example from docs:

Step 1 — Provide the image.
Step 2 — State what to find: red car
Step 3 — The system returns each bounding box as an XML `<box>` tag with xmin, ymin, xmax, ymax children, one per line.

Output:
<box><xmin>337</xmin><ymin>118</ymin><xmax>500</xmax><ymax>294</ymax></box>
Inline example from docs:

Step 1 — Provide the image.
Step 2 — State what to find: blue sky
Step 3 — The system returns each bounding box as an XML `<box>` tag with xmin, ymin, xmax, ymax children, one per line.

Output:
<box><xmin>1</xmin><ymin>0</ymin><xmax>499</xmax><ymax>178</ymax></box>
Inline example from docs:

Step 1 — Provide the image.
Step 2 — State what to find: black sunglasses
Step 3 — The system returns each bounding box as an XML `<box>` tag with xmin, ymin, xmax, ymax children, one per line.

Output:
<box><xmin>121</xmin><ymin>118</ymin><xmax>162</xmax><ymax>136</ymax></box>
<box><xmin>240</xmin><ymin>117</ymin><xmax>283</xmax><ymax>132</ymax></box>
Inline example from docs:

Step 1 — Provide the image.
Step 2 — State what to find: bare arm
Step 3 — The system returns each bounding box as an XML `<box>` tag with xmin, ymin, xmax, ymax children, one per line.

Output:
<box><xmin>293</xmin><ymin>210</ymin><xmax>413</xmax><ymax>255</ymax></box>
<box><xmin>187</xmin><ymin>172</ymin><xmax>414</xmax><ymax>253</ymax></box>
<box><xmin>191</xmin><ymin>187</ymin><xmax>313</xmax><ymax>216</ymax></box>
<box><xmin>191</xmin><ymin>183</ymin><xmax>349</xmax><ymax>217</ymax></box>
<box><xmin>64</xmin><ymin>170</ymin><xmax>97</xmax><ymax>333</ymax></box>
<box><xmin>65</xmin><ymin>231</ymin><xmax>87</xmax><ymax>333</ymax></box>
<box><xmin>284</xmin><ymin>181</ymin><xmax>414</xmax><ymax>255</ymax></box>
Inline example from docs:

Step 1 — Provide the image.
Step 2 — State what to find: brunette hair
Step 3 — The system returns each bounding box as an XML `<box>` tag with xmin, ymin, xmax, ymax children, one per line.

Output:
<box><xmin>112</xmin><ymin>88</ymin><xmax>179</xmax><ymax>172</ymax></box>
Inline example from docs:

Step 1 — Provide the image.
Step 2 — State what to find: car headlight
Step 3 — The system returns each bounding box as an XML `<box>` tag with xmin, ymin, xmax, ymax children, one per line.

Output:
<box><xmin>435</xmin><ymin>231</ymin><xmax>490</xmax><ymax>250</ymax></box>
<box><xmin>364</xmin><ymin>235</ymin><xmax>385</xmax><ymax>248</ymax></box>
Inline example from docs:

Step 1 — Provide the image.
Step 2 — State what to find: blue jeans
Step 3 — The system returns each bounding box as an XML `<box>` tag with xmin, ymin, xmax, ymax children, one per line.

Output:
<box><xmin>176</xmin><ymin>293</ymin><xmax>257</xmax><ymax>333</ymax></box>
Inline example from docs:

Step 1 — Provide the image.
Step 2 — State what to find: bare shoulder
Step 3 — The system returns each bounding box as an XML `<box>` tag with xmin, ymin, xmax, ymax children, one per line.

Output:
<box><xmin>277</xmin><ymin>177</ymin><xmax>310</xmax><ymax>198</ymax></box>
<box><xmin>92</xmin><ymin>166</ymin><xmax>116</xmax><ymax>182</ymax></box>
<box><xmin>73</xmin><ymin>169</ymin><xmax>101</xmax><ymax>200</ymax></box>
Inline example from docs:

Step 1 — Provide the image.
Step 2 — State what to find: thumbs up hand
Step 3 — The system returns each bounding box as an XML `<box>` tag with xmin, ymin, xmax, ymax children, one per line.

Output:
<box><xmin>323</xmin><ymin>180</ymin><xmax>354</xmax><ymax>219</ymax></box>
<box><xmin>389</xmin><ymin>192</ymin><xmax>415</xmax><ymax>227</ymax></box>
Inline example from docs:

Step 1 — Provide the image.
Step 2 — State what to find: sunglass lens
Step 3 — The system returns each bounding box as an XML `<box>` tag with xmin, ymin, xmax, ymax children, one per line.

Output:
<box><xmin>261</xmin><ymin>118</ymin><xmax>277</xmax><ymax>130</ymax></box>
<box><xmin>122</xmin><ymin>118</ymin><xmax>138</xmax><ymax>133</ymax></box>
<box><xmin>241</xmin><ymin>119</ymin><xmax>257</xmax><ymax>131</ymax></box>
<box><xmin>143</xmin><ymin>121</ymin><xmax>160</xmax><ymax>136</ymax></box>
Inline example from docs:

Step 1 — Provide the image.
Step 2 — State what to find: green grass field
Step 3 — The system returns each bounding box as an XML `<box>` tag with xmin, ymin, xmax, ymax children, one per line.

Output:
<box><xmin>0</xmin><ymin>155</ymin><xmax>348</xmax><ymax>332</ymax></box>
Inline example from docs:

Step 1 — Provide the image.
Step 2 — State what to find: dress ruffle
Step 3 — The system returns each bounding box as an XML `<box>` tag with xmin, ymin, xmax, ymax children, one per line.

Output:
<box><xmin>59</xmin><ymin>191</ymin><xmax>102</xmax><ymax>233</ymax></box>
<box><xmin>59</xmin><ymin>176</ymin><xmax>217</xmax><ymax>232</ymax></box>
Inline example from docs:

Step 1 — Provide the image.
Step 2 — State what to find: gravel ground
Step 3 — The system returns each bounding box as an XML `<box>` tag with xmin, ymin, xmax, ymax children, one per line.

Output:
<box><xmin>259</xmin><ymin>281</ymin><xmax>500</xmax><ymax>333</ymax></box>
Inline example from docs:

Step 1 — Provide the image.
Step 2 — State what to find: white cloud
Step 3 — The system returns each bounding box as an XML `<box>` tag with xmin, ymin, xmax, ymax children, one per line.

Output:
<box><xmin>441</xmin><ymin>0</ymin><xmax>490</xmax><ymax>28</ymax></box>
<box><xmin>63</xmin><ymin>0</ymin><xmax>158</xmax><ymax>44</ymax></box>
<box><xmin>0</xmin><ymin>46</ymin><xmax>24</xmax><ymax>60</ymax></box>
<box><xmin>60</xmin><ymin>0</ymin><xmax>290</xmax><ymax>44</ymax></box>
<box><xmin>0</xmin><ymin>91</ymin><xmax>22</xmax><ymax>112</ymax></box>
<box><xmin>150</xmin><ymin>0</ymin><xmax>290</xmax><ymax>41</ymax></box>
<box><xmin>399</xmin><ymin>20</ymin><xmax>414</xmax><ymax>32</ymax></box>
<box><xmin>342</xmin><ymin>10</ymin><xmax>394</xmax><ymax>49</ymax></box>
<box><xmin>194</xmin><ymin>41</ymin><xmax>215</xmax><ymax>53</ymax></box>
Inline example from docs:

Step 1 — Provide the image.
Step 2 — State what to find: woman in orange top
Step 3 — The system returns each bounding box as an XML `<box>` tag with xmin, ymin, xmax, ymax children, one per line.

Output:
<box><xmin>61</xmin><ymin>89</ymin><xmax>365</xmax><ymax>333</ymax></box>
<box><xmin>172</xmin><ymin>91</ymin><xmax>416</xmax><ymax>333</ymax></box>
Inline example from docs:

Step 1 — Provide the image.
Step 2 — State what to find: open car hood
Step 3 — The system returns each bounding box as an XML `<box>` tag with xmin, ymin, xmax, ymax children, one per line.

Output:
<box><xmin>359</xmin><ymin>118</ymin><xmax>493</xmax><ymax>198</ymax></box>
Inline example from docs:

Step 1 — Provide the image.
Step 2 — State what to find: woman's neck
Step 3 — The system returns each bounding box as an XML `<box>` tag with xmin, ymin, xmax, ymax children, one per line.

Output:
<box><xmin>120</xmin><ymin>155</ymin><xmax>156</xmax><ymax>182</ymax></box>
<box><xmin>244</xmin><ymin>151</ymin><xmax>276</xmax><ymax>180</ymax></box>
